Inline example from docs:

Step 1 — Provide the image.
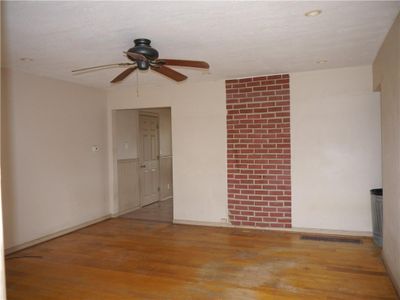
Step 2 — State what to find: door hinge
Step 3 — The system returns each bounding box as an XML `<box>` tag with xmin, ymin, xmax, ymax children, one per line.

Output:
<box><xmin>158</xmin><ymin>187</ymin><xmax>160</xmax><ymax>192</ymax></box>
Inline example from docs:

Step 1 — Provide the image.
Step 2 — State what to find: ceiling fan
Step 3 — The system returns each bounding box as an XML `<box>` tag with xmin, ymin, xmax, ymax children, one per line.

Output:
<box><xmin>72</xmin><ymin>38</ymin><xmax>210</xmax><ymax>83</ymax></box>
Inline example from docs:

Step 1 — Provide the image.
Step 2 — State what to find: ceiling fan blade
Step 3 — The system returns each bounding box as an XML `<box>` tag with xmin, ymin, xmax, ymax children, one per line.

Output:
<box><xmin>151</xmin><ymin>66</ymin><xmax>187</xmax><ymax>82</ymax></box>
<box><xmin>157</xmin><ymin>59</ymin><xmax>209</xmax><ymax>69</ymax></box>
<box><xmin>72</xmin><ymin>63</ymin><xmax>134</xmax><ymax>72</ymax></box>
<box><xmin>125</xmin><ymin>52</ymin><xmax>147</xmax><ymax>61</ymax></box>
<box><xmin>110</xmin><ymin>67</ymin><xmax>137</xmax><ymax>83</ymax></box>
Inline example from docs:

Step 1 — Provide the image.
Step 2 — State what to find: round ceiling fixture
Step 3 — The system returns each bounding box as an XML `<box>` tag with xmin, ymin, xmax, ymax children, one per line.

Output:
<box><xmin>316</xmin><ymin>59</ymin><xmax>328</xmax><ymax>64</ymax></box>
<box><xmin>305</xmin><ymin>9</ymin><xmax>322</xmax><ymax>17</ymax></box>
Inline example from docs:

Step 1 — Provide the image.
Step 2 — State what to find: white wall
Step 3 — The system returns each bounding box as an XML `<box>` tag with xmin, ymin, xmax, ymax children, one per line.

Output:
<box><xmin>108</xmin><ymin>81</ymin><xmax>228</xmax><ymax>223</ymax></box>
<box><xmin>291</xmin><ymin>65</ymin><xmax>382</xmax><ymax>232</ymax></box>
<box><xmin>1</xmin><ymin>68</ymin><xmax>109</xmax><ymax>249</ymax></box>
<box><xmin>373</xmin><ymin>13</ymin><xmax>400</xmax><ymax>292</ymax></box>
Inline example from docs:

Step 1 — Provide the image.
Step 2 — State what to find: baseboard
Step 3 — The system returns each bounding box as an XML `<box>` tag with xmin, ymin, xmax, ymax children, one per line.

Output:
<box><xmin>382</xmin><ymin>252</ymin><xmax>400</xmax><ymax>298</ymax></box>
<box><xmin>5</xmin><ymin>214</ymin><xmax>112</xmax><ymax>255</ymax></box>
<box><xmin>173</xmin><ymin>219</ymin><xmax>372</xmax><ymax>237</ymax></box>
<box><xmin>173</xmin><ymin>219</ymin><xmax>230</xmax><ymax>228</ymax></box>
<box><xmin>161</xmin><ymin>196</ymin><xmax>173</xmax><ymax>201</ymax></box>
<box><xmin>112</xmin><ymin>206</ymin><xmax>140</xmax><ymax>217</ymax></box>
<box><xmin>289</xmin><ymin>227</ymin><xmax>372</xmax><ymax>237</ymax></box>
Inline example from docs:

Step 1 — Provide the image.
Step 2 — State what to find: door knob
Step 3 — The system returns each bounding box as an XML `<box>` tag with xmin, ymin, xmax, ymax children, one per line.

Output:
<box><xmin>140</xmin><ymin>165</ymin><xmax>146</xmax><ymax>168</ymax></box>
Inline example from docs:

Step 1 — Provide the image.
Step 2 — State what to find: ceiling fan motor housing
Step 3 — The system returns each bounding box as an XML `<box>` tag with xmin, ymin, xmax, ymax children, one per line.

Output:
<box><xmin>128</xmin><ymin>38</ymin><xmax>159</xmax><ymax>63</ymax></box>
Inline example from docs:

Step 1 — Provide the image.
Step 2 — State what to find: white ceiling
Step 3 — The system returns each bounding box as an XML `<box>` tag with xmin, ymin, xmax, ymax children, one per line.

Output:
<box><xmin>2</xmin><ymin>1</ymin><xmax>400</xmax><ymax>89</ymax></box>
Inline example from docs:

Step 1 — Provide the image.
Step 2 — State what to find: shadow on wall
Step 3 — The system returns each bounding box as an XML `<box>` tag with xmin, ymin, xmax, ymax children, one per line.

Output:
<box><xmin>1</xmin><ymin>72</ymin><xmax>17</xmax><ymax>249</ymax></box>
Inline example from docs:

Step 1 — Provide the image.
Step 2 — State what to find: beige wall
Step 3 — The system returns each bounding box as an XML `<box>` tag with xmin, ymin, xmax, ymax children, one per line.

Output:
<box><xmin>291</xmin><ymin>65</ymin><xmax>382</xmax><ymax>232</ymax></box>
<box><xmin>373</xmin><ymin>13</ymin><xmax>400</xmax><ymax>292</ymax></box>
<box><xmin>115</xmin><ymin>109</ymin><xmax>138</xmax><ymax>160</ymax></box>
<box><xmin>114</xmin><ymin>109</ymin><xmax>140</xmax><ymax>213</ymax></box>
<box><xmin>0</xmin><ymin>3</ymin><xmax>7</xmax><ymax>297</ymax></box>
<box><xmin>1</xmin><ymin>68</ymin><xmax>109</xmax><ymax>249</ymax></box>
<box><xmin>117</xmin><ymin>159</ymin><xmax>140</xmax><ymax>212</ymax></box>
<box><xmin>107</xmin><ymin>81</ymin><xmax>229</xmax><ymax>223</ymax></box>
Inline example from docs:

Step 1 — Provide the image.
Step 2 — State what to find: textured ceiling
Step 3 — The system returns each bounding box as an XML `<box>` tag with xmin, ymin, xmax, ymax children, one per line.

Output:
<box><xmin>2</xmin><ymin>1</ymin><xmax>400</xmax><ymax>89</ymax></box>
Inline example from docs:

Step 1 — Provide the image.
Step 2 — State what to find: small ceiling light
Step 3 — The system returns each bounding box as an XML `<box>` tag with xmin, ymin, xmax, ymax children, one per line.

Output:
<box><xmin>316</xmin><ymin>59</ymin><xmax>328</xmax><ymax>64</ymax></box>
<box><xmin>19</xmin><ymin>57</ymin><xmax>34</xmax><ymax>62</ymax></box>
<box><xmin>305</xmin><ymin>9</ymin><xmax>322</xmax><ymax>17</ymax></box>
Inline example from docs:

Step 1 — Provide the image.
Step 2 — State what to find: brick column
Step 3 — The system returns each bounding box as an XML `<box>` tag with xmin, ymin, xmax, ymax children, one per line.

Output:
<box><xmin>226</xmin><ymin>74</ymin><xmax>291</xmax><ymax>228</ymax></box>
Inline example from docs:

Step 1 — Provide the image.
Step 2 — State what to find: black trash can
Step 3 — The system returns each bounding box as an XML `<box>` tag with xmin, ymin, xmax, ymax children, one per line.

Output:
<box><xmin>370</xmin><ymin>188</ymin><xmax>383</xmax><ymax>247</ymax></box>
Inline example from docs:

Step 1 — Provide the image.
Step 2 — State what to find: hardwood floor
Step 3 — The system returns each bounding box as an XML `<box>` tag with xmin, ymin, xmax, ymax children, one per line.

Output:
<box><xmin>5</xmin><ymin>218</ymin><xmax>398</xmax><ymax>299</ymax></box>
<box><xmin>120</xmin><ymin>199</ymin><xmax>173</xmax><ymax>223</ymax></box>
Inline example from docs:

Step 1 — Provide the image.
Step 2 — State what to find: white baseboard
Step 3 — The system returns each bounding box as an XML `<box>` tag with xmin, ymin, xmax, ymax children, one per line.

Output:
<box><xmin>161</xmin><ymin>196</ymin><xmax>173</xmax><ymax>201</ymax></box>
<box><xmin>382</xmin><ymin>252</ymin><xmax>400</xmax><ymax>297</ymax></box>
<box><xmin>173</xmin><ymin>219</ymin><xmax>230</xmax><ymax>228</ymax></box>
<box><xmin>112</xmin><ymin>206</ymin><xmax>141</xmax><ymax>217</ymax></box>
<box><xmin>6</xmin><ymin>215</ymin><xmax>371</xmax><ymax>255</ymax></box>
<box><xmin>289</xmin><ymin>227</ymin><xmax>372</xmax><ymax>237</ymax></box>
<box><xmin>173</xmin><ymin>219</ymin><xmax>372</xmax><ymax>237</ymax></box>
<box><xmin>5</xmin><ymin>214</ymin><xmax>112</xmax><ymax>255</ymax></box>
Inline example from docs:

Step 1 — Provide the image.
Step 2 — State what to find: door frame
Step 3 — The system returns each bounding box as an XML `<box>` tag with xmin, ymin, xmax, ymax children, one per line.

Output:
<box><xmin>137</xmin><ymin>111</ymin><xmax>161</xmax><ymax>207</ymax></box>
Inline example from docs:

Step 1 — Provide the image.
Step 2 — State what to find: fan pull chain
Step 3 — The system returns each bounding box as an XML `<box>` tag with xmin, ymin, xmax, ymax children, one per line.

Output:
<box><xmin>136</xmin><ymin>71</ymin><xmax>140</xmax><ymax>97</ymax></box>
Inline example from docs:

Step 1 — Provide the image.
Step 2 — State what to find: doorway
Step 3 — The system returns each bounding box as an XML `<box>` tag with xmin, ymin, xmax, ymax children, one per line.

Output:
<box><xmin>138</xmin><ymin>112</ymin><xmax>160</xmax><ymax>207</ymax></box>
<box><xmin>114</xmin><ymin>107</ymin><xmax>173</xmax><ymax>222</ymax></box>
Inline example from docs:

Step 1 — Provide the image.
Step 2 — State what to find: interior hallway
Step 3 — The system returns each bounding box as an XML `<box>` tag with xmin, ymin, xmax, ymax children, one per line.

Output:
<box><xmin>120</xmin><ymin>199</ymin><xmax>173</xmax><ymax>223</ymax></box>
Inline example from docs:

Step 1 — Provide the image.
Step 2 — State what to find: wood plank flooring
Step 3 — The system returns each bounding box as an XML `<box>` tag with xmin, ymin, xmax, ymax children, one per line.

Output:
<box><xmin>5</xmin><ymin>218</ymin><xmax>398</xmax><ymax>299</ymax></box>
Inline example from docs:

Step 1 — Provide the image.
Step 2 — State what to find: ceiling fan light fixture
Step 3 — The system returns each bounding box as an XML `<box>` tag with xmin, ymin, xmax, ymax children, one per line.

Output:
<box><xmin>305</xmin><ymin>9</ymin><xmax>322</xmax><ymax>17</ymax></box>
<box><xmin>137</xmin><ymin>59</ymin><xmax>150</xmax><ymax>70</ymax></box>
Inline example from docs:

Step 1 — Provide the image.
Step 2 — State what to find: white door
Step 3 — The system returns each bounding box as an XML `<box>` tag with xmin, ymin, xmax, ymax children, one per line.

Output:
<box><xmin>139</xmin><ymin>114</ymin><xmax>160</xmax><ymax>206</ymax></box>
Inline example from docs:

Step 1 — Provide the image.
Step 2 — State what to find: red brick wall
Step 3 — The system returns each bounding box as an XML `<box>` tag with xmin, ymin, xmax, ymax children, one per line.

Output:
<box><xmin>226</xmin><ymin>74</ymin><xmax>291</xmax><ymax>228</ymax></box>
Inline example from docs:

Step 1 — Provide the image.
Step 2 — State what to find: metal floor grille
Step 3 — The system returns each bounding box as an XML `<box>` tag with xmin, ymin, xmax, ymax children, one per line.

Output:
<box><xmin>300</xmin><ymin>235</ymin><xmax>362</xmax><ymax>244</ymax></box>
